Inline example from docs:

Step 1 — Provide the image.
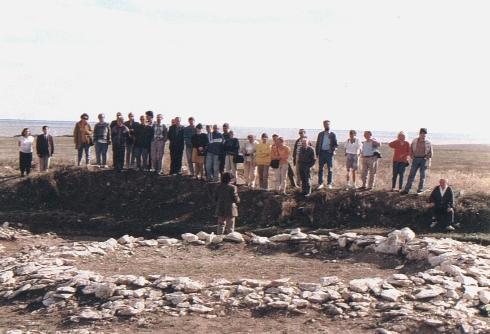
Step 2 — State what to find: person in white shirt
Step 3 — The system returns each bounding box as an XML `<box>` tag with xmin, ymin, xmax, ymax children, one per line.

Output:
<box><xmin>344</xmin><ymin>130</ymin><xmax>362</xmax><ymax>188</ymax></box>
<box><xmin>240</xmin><ymin>134</ymin><xmax>258</xmax><ymax>188</ymax></box>
<box><xmin>18</xmin><ymin>128</ymin><xmax>35</xmax><ymax>177</ymax></box>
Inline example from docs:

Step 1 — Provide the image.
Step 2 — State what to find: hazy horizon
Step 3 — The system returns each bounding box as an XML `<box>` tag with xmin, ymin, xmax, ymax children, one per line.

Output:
<box><xmin>1</xmin><ymin>1</ymin><xmax>489</xmax><ymax>139</ymax></box>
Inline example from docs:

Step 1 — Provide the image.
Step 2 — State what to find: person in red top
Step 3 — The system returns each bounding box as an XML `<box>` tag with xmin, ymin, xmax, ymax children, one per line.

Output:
<box><xmin>388</xmin><ymin>131</ymin><xmax>411</xmax><ymax>191</ymax></box>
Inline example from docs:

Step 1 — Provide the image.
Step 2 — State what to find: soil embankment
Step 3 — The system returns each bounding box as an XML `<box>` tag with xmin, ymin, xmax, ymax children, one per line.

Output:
<box><xmin>1</xmin><ymin>168</ymin><xmax>489</xmax><ymax>238</ymax></box>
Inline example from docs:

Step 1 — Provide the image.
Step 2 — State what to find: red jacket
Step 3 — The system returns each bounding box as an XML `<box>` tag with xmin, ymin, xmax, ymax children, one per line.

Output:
<box><xmin>388</xmin><ymin>140</ymin><xmax>410</xmax><ymax>162</ymax></box>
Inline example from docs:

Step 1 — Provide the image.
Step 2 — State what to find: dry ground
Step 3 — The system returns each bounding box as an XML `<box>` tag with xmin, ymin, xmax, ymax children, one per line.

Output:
<box><xmin>1</xmin><ymin>136</ymin><xmax>490</xmax><ymax>195</ymax></box>
<box><xmin>0</xmin><ymin>233</ymin><xmax>408</xmax><ymax>334</ymax></box>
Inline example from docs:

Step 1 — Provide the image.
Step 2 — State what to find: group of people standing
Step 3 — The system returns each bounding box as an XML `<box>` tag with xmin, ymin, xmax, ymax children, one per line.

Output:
<box><xmin>17</xmin><ymin>113</ymin><xmax>456</xmax><ymax>231</ymax></box>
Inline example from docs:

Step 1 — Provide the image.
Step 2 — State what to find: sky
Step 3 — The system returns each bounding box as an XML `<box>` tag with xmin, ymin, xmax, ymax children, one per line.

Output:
<box><xmin>0</xmin><ymin>0</ymin><xmax>489</xmax><ymax>136</ymax></box>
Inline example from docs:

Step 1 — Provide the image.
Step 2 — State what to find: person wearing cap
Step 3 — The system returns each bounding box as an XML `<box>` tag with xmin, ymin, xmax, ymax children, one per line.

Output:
<box><xmin>150</xmin><ymin>114</ymin><xmax>168</xmax><ymax>174</ymax></box>
<box><xmin>401</xmin><ymin>128</ymin><xmax>433</xmax><ymax>195</ymax></box>
<box><xmin>428</xmin><ymin>179</ymin><xmax>455</xmax><ymax>231</ymax></box>
<box><xmin>36</xmin><ymin>126</ymin><xmax>54</xmax><ymax>172</ymax></box>
<box><xmin>255</xmin><ymin>133</ymin><xmax>272</xmax><ymax>190</ymax></box>
<box><xmin>133</xmin><ymin>115</ymin><xmax>152</xmax><ymax>171</ymax></box>
<box><xmin>206</xmin><ymin>124</ymin><xmax>224</xmax><ymax>182</ymax></box>
<box><xmin>191</xmin><ymin>123</ymin><xmax>209</xmax><ymax>180</ymax></box>
<box><xmin>73</xmin><ymin>113</ymin><xmax>93</xmax><ymax>167</ymax></box>
<box><xmin>214</xmin><ymin>172</ymin><xmax>240</xmax><ymax>235</ymax></box>
<box><xmin>293</xmin><ymin>129</ymin><xmax>307</xmax><ymax>188</ymax></box>
<box><xmin>344</xmin><ymin>130</ymin><xmax>362</xmax><ymax>189</ymax></box>
<box><xmin>240</xmin><ymin>134</ymin><xmax>258</xmax><ymax>188</ymax></box>
<box><xmin>297</xmin><ymin>137</ymin><xmax>316</xmax><ymax>196</ymax></box>
<box><xmin>271</xmin><ymin>137</ymin><xmax>291</xmax><ymax>194</ymax></box>
<box><xmin>359</xmin><ymin>131</ymin><xmax>381</xmax><ymax>190</ymax></box>
<box><xmin>168</xmin><ymin>117</ymin><xmax>185</xmax><ymax>175</ymax></box>
<box><xmin>93</xmin><ymin>113</ymin><xmax>111</xmax><ymax>168</ymax></box>
<box><xmin>183</xmin><ymin>117</ymin><xmax>197</xmax><ymax>176</ymax></box>
<box><xmin>315</xmin><ymin>120</ymin><xmax>338</xmax><ymax>189</ymax></box>
<box><xmin>124</xmin><ymin>112</ymin><xmax>138</xmax><ymax>169</ymax></box>
<box><xmin>111</xmin><ymin>116</ymin><xmax>130</xmax><ymax>172</ymax></box>
<box><xmin>389</xmin><ymin>131</ymin><xmax>411</xmax><ymax>191</ymax></box>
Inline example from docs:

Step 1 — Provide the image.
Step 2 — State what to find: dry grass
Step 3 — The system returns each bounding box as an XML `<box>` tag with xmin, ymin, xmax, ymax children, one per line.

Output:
<box><xmin>1</xmin><ymin>137</ymin><xmax>490</xmax><ymax>195</ymax></box>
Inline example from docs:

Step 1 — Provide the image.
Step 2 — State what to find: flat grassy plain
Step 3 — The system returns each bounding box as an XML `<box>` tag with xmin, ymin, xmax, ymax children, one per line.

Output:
<box><xmin>2</xmin><ymin>136</ymin><xmax>490</xmax><ymax>195</ymax></box>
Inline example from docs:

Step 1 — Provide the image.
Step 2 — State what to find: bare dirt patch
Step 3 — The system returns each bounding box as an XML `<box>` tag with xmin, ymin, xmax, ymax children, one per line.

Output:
<box><xmin>77</xmin><ymin>242</ymin><xmax>401</xmax><ymax>283</ymax></box>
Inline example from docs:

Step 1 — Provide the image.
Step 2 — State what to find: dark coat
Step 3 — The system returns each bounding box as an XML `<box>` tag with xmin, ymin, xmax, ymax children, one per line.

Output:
<box><xmin>36</xmin><ymin>134</ymin><xmax>54</xmax><ymax>157</ymax></box>
<box><xmin>168</xmin><ymin>125</ymin><xmax>185</xmax><ymax>149</ymax></box>
<box><xmin>191</xmin><ymin>133</ymin><xmax>209</xmax><ymax>152</ymax></box>
<box><xmin>215</xmin><ymin>183</ymin><xmax>240</xmax><ymax>217</ymax></box>
<box><xmin>429</xmin><ymin>186</ymin><xmax>454</xmax><ymax>209</ymax></box>
<box><xmin>124</xmin><ymin>120</ymin><xmax>139</xmax><ymax>145</ymax></box>
<box><xmin>223</xmin><ymin>138</ymin><xmax>240</xmax><ymax>156</ymax></box>
<box><xmin>315</xmin><ymin>131</ymin><xmax>338</xmax><ymax>156</ymax></box>
<box><xmin>111</xmin><ymin>125</ymin><xmax>130</xmax><ymax>147</ymax></box>
<box><xmin>133</xmin><ymin>123</ymin><xmax>153</xmax><ymax>149</ymax></box>
<box><xmin>297</xmin><ymin>146</ymin><xmax>316</xmax><ymax>169</ymax></box>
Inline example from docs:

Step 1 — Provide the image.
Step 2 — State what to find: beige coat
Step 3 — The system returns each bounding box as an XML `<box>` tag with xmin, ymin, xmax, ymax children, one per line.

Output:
<box><xmin>73</xmin><ymin>121</ymin><xmax>93</xmax><ymax>149</ymax></box>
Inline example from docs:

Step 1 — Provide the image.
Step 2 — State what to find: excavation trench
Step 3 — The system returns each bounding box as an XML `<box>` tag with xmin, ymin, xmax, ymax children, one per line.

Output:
<box><xmin>0</xmin><ymin>168</ymin><xmax>489</xmax><ymax>239</ymax></box>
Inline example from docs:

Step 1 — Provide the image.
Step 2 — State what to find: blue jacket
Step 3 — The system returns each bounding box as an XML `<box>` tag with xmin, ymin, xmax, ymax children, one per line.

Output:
<box><xmin>207</xmin><ymin>132</ymin><xmax>224</xmax><ymax>155</ymax></box>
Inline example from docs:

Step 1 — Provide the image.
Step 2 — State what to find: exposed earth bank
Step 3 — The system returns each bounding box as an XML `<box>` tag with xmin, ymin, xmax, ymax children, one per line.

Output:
<box><xmin>0</xmin><ymin>169</ymin><xmax>489</xmax><ymax>239</ymax></box>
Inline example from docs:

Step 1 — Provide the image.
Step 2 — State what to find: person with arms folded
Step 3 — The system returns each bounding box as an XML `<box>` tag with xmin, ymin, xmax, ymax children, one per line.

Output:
<box><xmin>191</xmin><ymin>123</ymin><xmax>208</xmax><ymax>180</ymax></box>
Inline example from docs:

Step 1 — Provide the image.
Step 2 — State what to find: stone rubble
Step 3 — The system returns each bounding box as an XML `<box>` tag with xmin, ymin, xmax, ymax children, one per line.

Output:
<box><xmin>1</xmin><ymin>225</ymin><xmax>490</xmax><ymax>333</ymax></box>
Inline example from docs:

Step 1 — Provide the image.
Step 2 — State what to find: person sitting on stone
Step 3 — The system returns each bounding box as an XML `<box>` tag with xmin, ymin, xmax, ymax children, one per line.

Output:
<box><xmin>428</xmin><ymin>178</ymin><xmax>456</xmax><ymax>231</ymax></box>
<box><xmin>214</xmin><ymin>172</ymin><xmax>240</xmax><ymax>235</ymax></box>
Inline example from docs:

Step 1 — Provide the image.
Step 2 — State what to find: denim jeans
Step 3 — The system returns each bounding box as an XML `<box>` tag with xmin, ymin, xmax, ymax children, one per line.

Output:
<box><xmin>392</xmin><ymin>161</ymin><xmax>408</xmax><ymax>190</ymax></box>
<box><xmin>125</xmin><ymin>143</ymin><xmax>135</xmax><ymax>168</ymax></box>
<box><xmin>185</xmin><ymin>144</ymin><xmax>194</xmax><ymax>175</ymax></box>
<box><xmin>404</xmin><ymin>157</ymin><xmax>428</xmax><ymax>192</ymax></box>
<box><xmin>95</xmin><ymin>142</ymin><xmax>109</xmax><ymax>166</ymax></box>
<box><xmin>299</xmin><ymin>165</ymin><xmax>312</xmax><ymax>195</ymax></box>
<box><xmin>318</xmin><ymin>150</ymin><xmax>334</xmax><ymax>185</ymax></box>
<box><xmin>77</xmin><ymin>143</ymin><xmax>91</xmax><ymax>166</ymax></box>
<box><xmin>205</xmin><ymin>152</ymin><xmax>220</xmax><ymax>182</ymax></box>
<box><xmin>133</xmin><ymin>147</ymin><xmax>149</xmax><ymax>170</ymax></box>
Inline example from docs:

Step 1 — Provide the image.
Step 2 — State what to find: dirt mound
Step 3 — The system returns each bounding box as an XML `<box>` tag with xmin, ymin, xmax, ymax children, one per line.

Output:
<box><xmin>1</xmin><ymin>168</ymin><xmax>489</xmax><ymax>238</ymax></box>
